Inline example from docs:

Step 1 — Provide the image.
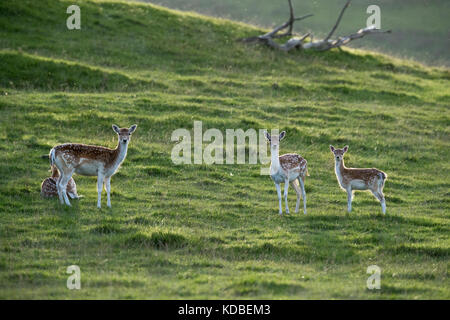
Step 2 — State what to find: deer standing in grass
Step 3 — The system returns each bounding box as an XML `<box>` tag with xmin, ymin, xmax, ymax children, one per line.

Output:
<box><xmin>265</xmin><ymin>131</ymin><xmax>308</xmax><ymax>215</ymax></box>
<box><xmin>330</xmin><ymin>145</ymin><xmax>387</xmax><ymax>214</ymax></box>
<box><xmin>50</xmin><ymin>124</ymin><xmax>137</xmax><ymax>208</ymax></box>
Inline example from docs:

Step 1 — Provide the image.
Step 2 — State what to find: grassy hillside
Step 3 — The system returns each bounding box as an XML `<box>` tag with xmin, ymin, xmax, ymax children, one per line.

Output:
<box><xmin>0</xmin><ymin>0</ymin><xmax>449</xmax><ymax>299</ymax></box>
<box><xmin>144</xmin><ymin>0</ymin><xmax>450</xmax><ymax>67</ymax></box>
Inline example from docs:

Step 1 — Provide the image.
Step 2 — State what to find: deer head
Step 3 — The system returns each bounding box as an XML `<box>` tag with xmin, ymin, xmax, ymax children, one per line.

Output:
<box><xmin>264</xmin><ymin>130</ymin><xmax>286</xmax><ymax>152</ymax></box>
<box><xmin>112</xmin><ymin>124</ymin><xmax>137</xmax><ymax>145</ymax></box>
<box><xmin>330</xmin><ymin>145</ymin><xmax>348</xmax><ymax>162</ymax></box>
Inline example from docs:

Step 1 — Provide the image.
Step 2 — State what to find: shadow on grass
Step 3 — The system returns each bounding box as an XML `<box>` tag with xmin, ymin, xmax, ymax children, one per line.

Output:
<box><xmin>227</xmin><ymin>277</ymin><xmax>304</xmax><ymax>296</ymax></box>
<box><xmin>0</xmin><ymin>51</ymin><xmax>166</xmax><ymax>92</ymax></box>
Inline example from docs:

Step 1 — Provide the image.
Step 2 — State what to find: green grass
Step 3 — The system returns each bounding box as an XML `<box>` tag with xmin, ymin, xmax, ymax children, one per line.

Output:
<box><xmin>0</xmin><ymin>0</ymin><xmax>449</xmax><ymax>299</ymax></box>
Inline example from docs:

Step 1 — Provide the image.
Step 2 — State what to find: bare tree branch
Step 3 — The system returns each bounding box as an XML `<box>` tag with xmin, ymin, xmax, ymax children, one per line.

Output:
<box><xmin>304</xmin><ymin>26</ymin><xmax>392</xmax><ymax>51</ymax></box>
<box><xmin>263</xmin><ymin>33</ymin><xmax>310</xmax><ymax>51</ymax></box>
<box><xmin>241</xmin><ymin>0</ymin><xmax>391</xmax><ymax>53</ymax></box>
<box><xmin>272</xmin><ymin>14</ymin><xmax>313</xmax><ymax>38</ymax></box>
<box><xmin>287</xmin><ymin>0</ymin><xmax>295</xmax><ymax>35</ymax></box>
<box><xmin>328</xmin><ymin>26</ymin><xmax>392</xmax><ymax>49</ymax></box>
<box><xmin>294</xmin><ymin>14</ymin><xmax>314</xmax><ymax>22</ymax></box>
<box><xmin>242</xmin><ymin>0</ymin><xmax>312</xmax><ymax>43</ymax></box>
<box><xmin>324</xmin><ymin>0</ymin><xmax>350</xmax><ymax>42</ymax></box>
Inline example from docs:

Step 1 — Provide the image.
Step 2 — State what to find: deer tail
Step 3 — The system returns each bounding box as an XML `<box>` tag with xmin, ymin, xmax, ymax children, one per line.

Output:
<box><xmin>300</xmin><ymin>168</ymin><xmax>309</xmax><ymax>182</ymax></box>
<box><xmin>377</xmin><ymin>171</ymin><xmax>387</xmax><ymax>189</ymax></box>
<box><xmin>49</xmin><ymin>148</ymin><xmax>56</xmax><ymax>167</ymax></box>
<box><xmin>49</xmin><ymin>147</ymin><xmax>59</xmax><ymax>177</ymax></box>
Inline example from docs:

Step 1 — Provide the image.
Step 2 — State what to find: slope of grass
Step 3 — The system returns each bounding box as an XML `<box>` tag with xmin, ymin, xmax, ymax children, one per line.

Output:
<box><xmin>143</xmin><ymin>0</ymin><xmax>450</xmax><ymax>67</ymax></box>
<box><xmin>0</xmin><ymin>0</ymin><xmax>449</xmax><ymax>299</ymax></box>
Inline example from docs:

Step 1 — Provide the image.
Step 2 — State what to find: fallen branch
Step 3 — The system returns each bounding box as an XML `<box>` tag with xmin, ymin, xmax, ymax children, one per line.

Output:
<box><xmin>242</xmin><ymin>0</ymin><xmax>391</xmax><ymax>52</ymax></box>
<box><xmin>242</xmin><ymin>0</ymin><xmax>313</xmax><ymax>45</ymax></box>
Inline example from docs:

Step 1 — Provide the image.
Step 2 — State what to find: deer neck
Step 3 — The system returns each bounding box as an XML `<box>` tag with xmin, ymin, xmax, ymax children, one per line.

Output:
<box><xmin>110</xmin><ymin>140</ymin><xmax>128</xmax><ymax>169</ymax></box>
<box><xmin>270</xmin><ymin>145</ymin><xmax>281</xmax><ymax>175</ymax></box>
<box><xmin>335</xmin><ymin>158</ymin><xmax>347</xmax><ymax>179</ymax></box>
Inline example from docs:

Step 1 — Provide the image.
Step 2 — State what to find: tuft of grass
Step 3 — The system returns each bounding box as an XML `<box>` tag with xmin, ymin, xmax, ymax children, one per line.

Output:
<box><xmin>91</xmin><ymin>224</ymin><xmax>124</xmax><ymax>235</ymax></box>
<box><xmin>144</xmin><ymin>166</ymin><xmax>177</xmax><ymax>176</ymax></box>
<box><xmin>124</xmin><ymin>232</ymin><xmax>187</xmax><ymax>249</ymax></box>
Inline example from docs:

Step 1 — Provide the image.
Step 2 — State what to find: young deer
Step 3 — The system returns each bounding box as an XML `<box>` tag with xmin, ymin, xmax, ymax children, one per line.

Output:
<box><xmin>41</xmin><ymin>165</ymin><xmax>80</xmax><ymax>199</ymax></box>
<box><xmin>50</xmin><ymin>124</ymin><xmax>137</xmax><ymax>208</ymax></box>
<box><xmin>265</xmin><ymin>131</ymin><xmax>308</xmax><ymax>215</ymax></box>
<box><xmin>330</xmin><ymin>145</ymin><xmax>387</xmax><ymax>214</ymax></box>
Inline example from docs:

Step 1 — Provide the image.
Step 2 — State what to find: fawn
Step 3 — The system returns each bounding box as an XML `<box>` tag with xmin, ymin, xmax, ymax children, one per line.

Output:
<box><xmin>41</xmin><ymin>165</ymin><xmax>80</xmax><ymax>199</ymax></box>
<box><xmin>50</xmin><ymin>124</ymin><xmax>137</xmax><ymax>208</ymax></box>
<box><xmin>330</xmin><ymin>145</ymin><xmax>387</xmax><ymax>214</ymax></box>
<box><xmin>265</xmin><ymin>131</ymin><xmax>309</xmax><ymax>215</ymax></box>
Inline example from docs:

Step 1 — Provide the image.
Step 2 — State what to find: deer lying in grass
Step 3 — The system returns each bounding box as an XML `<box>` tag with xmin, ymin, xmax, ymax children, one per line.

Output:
<box><xmin>265</xmin><ymin>131</ymin><xmax>309</xmax><ymax>215</ymax></box>
<box><xmin>41</xmin><ymin>165</ymin><xmax>80</xmax><ymax>199</ymax></box>
<box><xmin>330</xmin><ymin>145</ymin><xmax>387</xmax><ymax>214</ymax></box>
<box><xmin>50</xmin><ymin>124</ymin><xmax>137</xmax><ymax>208</ymax></box>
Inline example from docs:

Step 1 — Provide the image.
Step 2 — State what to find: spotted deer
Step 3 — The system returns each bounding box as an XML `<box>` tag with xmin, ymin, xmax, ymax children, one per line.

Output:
<box><xmin>330</xmin><ymin>145</ymin><xmax>387</xmax><ymax>214</ymax></box>
<box><xmin>41</xmin><ymin>165</ymin><xmax>80</xmax><ymax>199</ymax></box>
<box><xmin>265</xmin><ymin>131</ymin><xmax>309</xmax><ymax>215</ymax></box>
<box><xmin>50</xmin><ymin>124</ymin><xmax>137</xmax><ymax>208</ymax></box>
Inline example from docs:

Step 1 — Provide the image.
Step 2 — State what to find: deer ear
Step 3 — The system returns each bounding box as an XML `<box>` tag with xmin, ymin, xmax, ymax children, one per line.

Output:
<box><xmin>264</xmin><ymin>131</ymin><xmax>271</xmax><ymax>141</ymax></box>
<box><xmin>279</xmin><ymin>131</ymin><xmax>286</xmax><ymax>140</ymax></box>
<box><xmin>129</xmin><ymin>124</ymin><xmax>137</xmax><ymax>134</ymax></box>
<box><xmin>330</xmin><ymin>145</ymin><xmax>335</xmax><ymax>152</ymax></box>
<box><xmin>112</xmin><ymin>124</ymin><xmax>120</xmax><ymax>134</ymax></box>
<box><xmin>343</xmin><ymin>145</ymin><xmax>349</xmax><ymax>152</ymax></box>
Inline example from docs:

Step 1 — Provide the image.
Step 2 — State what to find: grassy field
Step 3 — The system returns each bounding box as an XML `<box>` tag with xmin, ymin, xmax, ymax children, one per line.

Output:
<box><xmin>143</xmin><ymin>0</ymin><xmax>450</xmax><ymax>67</ymax></box>
<box><xmin>0</xmin><ymin>0</ymin><xmax>449</xmax><ymax>299</ymax></box>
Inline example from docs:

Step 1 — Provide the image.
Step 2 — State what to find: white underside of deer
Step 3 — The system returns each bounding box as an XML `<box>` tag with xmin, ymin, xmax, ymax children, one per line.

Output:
<box><xmin>50</xmin><ymin>124</ymin><xmax>137</xmax><ymax>208</ymax></box>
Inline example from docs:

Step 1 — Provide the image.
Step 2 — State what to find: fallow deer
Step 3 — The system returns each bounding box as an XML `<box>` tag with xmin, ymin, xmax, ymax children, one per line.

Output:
<box><xmin>41</xmin><ymin>165</ymin><xmax>80</xmax><ymax>199</ymax></box>
<box><xmin>265</xmin><ymin>131</ymin><xmax>309</xmax><ymax>215</ymax></box>
<box><xmin>50</xmin><ymin>124</ymin><xmax>137</xmax><ymax>208</ymax></box>
<box><xmin>330</xmin><ymin>145</ymin><xmax>387</xmax><ymax>214</ymax></box>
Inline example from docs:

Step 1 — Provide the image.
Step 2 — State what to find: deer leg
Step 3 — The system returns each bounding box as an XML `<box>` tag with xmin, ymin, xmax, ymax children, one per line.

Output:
<box><xmin>56</xmin><ymin>176</ymin><xmax>65</xmax><ymax>205</ymax></box>
<box><xmin>275</xmin><ymin>183</ymin><xmax>282</xmax><ymax>215</ymax></box>
<box><xmin>284</xmin><ymin>179</ymin><xmax>290</xmax><ymax>214</ymax></box>
<box><xmin>97</xmin><ymin>173</ymin><xmax>104</xmax><ymax>209</ymax></box>
<box><xmin>291</xmin><ymin>180</ymin><xmax>301</xmax><ymax>213</ymax></box>
<box><xmin>298</xmin><ymin>176</ymin><xmax>307</xmax><ymax>214</ymax></box>
<box><xmin>104</xmin><ymin>176</ymin><xmax>111</xmax><ymax>208</ymax></box>
<box><xmin>346</xmin><ymin>187</ymin><xmax>353</xmax><ymax>212</ymax></box>
<box><xmin>379</xmin><ymin>184</ymin><xmax>386</xmax><ymax>214</ymax></box>
<box><xmin>53</xmin><ymin>158</ymin><xmax>65</xmax><ymax>204</ymax></box>
<box><xmin>371</xmin><ymin>189</ymin><xmax>386</xmax><ymax>214</ymax></box>
<box><xmin>380</xmin><ymin>192</ymin><xmax>386</xmax><ymax>214</ymax></box>
<box><xmin>59</xmin><ymin>171</ymin><xmax>73</xmax><ymax>206</ymax></box>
